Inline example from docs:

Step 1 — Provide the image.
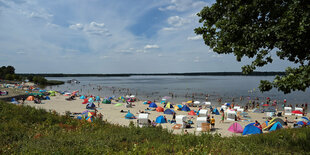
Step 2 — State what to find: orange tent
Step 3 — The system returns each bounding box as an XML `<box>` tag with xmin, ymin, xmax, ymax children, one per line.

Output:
<box><xmin>188</xmin><ymin>110</ymin><xmax>196</xmax><ymax>116</ymax></box>
<box><xmin>26</xmin><ymin>96</ymin><xmax>34</xmax><ymax>101</ymax></box>
<box><xmin>156</xmin><ymin>106</ymin><xmax>164</xmax><ymax>112</ymax></box>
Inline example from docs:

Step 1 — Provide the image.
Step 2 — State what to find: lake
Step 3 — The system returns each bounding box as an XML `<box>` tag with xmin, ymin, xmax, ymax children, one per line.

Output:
<box><xmin>46</xmin><ymin>76</ymin><xmax>310</xmax><ymax>108</ymax></box>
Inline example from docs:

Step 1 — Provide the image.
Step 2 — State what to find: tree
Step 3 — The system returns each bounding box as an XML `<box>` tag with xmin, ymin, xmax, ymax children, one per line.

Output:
<box><xmin>195</xmin><ymin>0</ymin><xmax>310</xmax><ymax>94</ymax></box>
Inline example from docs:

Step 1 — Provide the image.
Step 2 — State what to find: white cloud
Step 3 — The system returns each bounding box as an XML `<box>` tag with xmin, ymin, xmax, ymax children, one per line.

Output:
<box><xmin>211</xmin><ymin>54</ymin><xmax>223</xmax><ymax>58</ymax></box>
<box><xmin>187</xmin><ymin>35</ymin><xmax>202</xmax><ymax>40</ymax></box>
<box><xmin>162</xmin><ymin>27</ymin><xmax>178</xmax><ymax>31</ymax></box>
<box><xmin>28</xmin><ymin>11</ymin><xmax>53</xmax><ymax>20</ymax></box>
<box><xmin>159</xmin><ymin>0</ymin><xmax>207</xmax><ymax>12</ymax></box>
<box><xmin>144</xmin><ymin>44</ymin><xmax>159</xmax><ymax>49</ymax></box>
<box><xmin>69</xmin><ymin>22</ymin><xmax>110</xmax><ymax>36</ymax></box>
<box><xmin>167</xmin><ymin>16</ymin><xmax>190</xmax><ymax>27</ymax></box>
<box><xmin>69</xmin><ymin>23</ymin><xmax>83</xmax><ymax>30</ymax></box>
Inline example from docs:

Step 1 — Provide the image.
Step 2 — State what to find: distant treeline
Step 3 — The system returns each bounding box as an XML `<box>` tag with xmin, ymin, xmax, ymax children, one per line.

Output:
<box><xmin>17</xmin><ymin>71</ymin><xmax>285</xmax><ymax>77</ymax></box>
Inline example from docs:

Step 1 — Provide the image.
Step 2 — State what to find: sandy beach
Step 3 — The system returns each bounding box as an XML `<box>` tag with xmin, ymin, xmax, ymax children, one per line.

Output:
<box><xmin>18</xmin><ymin>93</ymin><xmax>306</xmax><ymax>137</ymax></box>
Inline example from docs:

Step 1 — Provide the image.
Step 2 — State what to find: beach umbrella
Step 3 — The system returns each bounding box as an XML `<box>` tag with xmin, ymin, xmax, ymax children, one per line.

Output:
<box><xmin>114</xmin><ymin>103</ymin><xmax>123</xmax><ymax>107</ymax></box>
<box><xmin>292</xmin><ymin>110</ymin><xmax>303</xmax><ymax>114</ymax></box>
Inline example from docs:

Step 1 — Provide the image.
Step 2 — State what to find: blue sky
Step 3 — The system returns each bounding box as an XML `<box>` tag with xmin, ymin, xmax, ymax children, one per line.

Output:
<box><xmin>0</xmin><ymin>0</ymin><xmax>295</xmax><ymax>73</ymax></box>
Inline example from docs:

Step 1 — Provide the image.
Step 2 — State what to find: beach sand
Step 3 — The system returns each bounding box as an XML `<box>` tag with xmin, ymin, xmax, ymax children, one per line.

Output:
<box><xmin>20</xmin><ymin>94</ymin><xmax>306</xmax><ymax>137</ymax></box>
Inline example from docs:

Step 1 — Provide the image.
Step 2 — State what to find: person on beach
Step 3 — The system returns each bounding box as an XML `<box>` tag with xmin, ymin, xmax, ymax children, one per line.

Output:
<box><xmin>184</xmin><ymin>130</ymin><xmax>188</xmax><ymax>135</ymax></box>
<box><xmin>284</xmin><ymin>117</ymin><xmax>288</xmax><ymax>127</ymax></box>
<box><xmin>254</xmin><ymin>120</ymin><xmax>261</xmax><ymax>128</ymax></box>
<box><xmin>220</xmin><ymin>109</ymin><xmax>224</xmax><ymax>123</ymax></box>
<box><xmin>211</xmin><ymin>116</ymin><xmax>215</xmax><ymax>129</ymax></box>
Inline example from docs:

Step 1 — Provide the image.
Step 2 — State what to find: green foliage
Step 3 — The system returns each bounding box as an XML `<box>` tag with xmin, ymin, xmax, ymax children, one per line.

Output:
<box><xmin>0</xmin><ymin>66</ymin><xmax>15</xmax><ymax>79</ymax></box>
<box><xmin>195</xmin><ymin>0</ymin><xmax>310</xmax><ymax>94</ymax></box>
<box><xmin>0</xmin><ymin>101</ymin><xmax>310</xmax><ymax>154</ymax></box>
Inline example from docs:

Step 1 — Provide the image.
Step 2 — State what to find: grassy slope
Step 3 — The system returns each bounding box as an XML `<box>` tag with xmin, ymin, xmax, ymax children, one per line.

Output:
<box><xmin>0</xmin><ymin>101</ymin><xmax>309</xmax><ymax>154</ymax></box>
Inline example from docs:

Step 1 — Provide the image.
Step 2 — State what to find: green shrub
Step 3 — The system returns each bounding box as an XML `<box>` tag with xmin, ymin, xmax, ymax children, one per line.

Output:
<box><xmin>0</xmin><ymin>100</ymin><xmax>309</xmax><ymax>154</ymax></box>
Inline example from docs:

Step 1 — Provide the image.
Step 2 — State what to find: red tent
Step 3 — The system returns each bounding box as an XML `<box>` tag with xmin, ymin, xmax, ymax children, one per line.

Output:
<box><xmin>263</xmin><ymin>104</ymin><xmax>269</xmax><ymax>107</ymax></box>
<box><xmin>188</xmin><ymin>110</ymin><xmax>196</xmax><ymax>115</ymax></box>
<box><xmin>156</xmin><ymin>106</ymin><xmax>164</xmax><ymax>112</ymax></box>
<box><xmin>82</xmin><ymin>99</ymin><xmax>88</xmax><ymax>104</ymax></box>
<box><xmin>147</xmin><ymin>101</ymin><xmax>152</xmax><ymax>104</ymax></box>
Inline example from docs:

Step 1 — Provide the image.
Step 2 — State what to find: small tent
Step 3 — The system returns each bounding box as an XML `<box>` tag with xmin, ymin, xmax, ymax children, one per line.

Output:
<box><xmin>156</xmin><ymin>106</ymin><xmax>164</xmax><ymax>112</ymax></box>
<box><xmin>88</xmin><ymin>98</ymin><xmax>94</xmax><ymax>103</ymax></box>
<box><xmin>45</xmin><ymin>96</ymin><xmax>50</xmax><ymax>100</ymax></box>
<box><xmin>228</xmin><ymin>122</ymin><xmax>243</xmax><ymax>133</ymax></box>
<box><xmin>125</xmin><ymin>111</ymin><xmax>136</xmax><ymax>119</ymax></box>
<box><xmin>95</xmin><ymin>96</ymin><xmax>101</xmax><ymax>101</ymax></box>
<box><xmin>212</xmin><ymin>108</ymin><xmax>220</xmax><ymax>115</ymax></box>
<box><xmin>242</xmin><ymin>123</ymin><xmax>262</xmax><ymax>135</ymax></box>
<box><xmin>269</xmin><ymin>122</ymin><xmax>283</xmax><ymax>131</ymax></box>
<box><xmin>164</xmin><ymin>109</ymin><xmax>175</xmax><ymax>115</ymax></box>
<box><xmin>82</xmin><ymin>99</ymin><xmax>88</xmax><ymax>104</ymax></box>
<box><xmin>86</xmin><ymin>102</ymin><xmax>96</xmax><ymax>109</ymax></box>
<box><xmin>164</xmin><ymin>102</ymin><xmax>174</xmax><ymax>108</ymax></box>
<box><xmin>181</xmin><ymin>105</ymin><xmax>191</xmax><ymax>112</ymax></box>
<box><xmin>102</xmin><ymin>99</ymin><xmax>111</xmax><ymax>104</ymax></box>
<box><xmin>174</xmin><ymin>106</ymin><xmax>180</xmax><ymax>111</ymax></box>
<box><xmin>149</xmin><ymin>102</ymin><xmax>157</xmax><ymax>108</ymax></box>
<box><xmin>156</xmin><ymin>115</ymin><xmax>167</xmax><ymax>123</ymax></box>
<box><xmin>270</xmin><ymin>118</ymin><xmax>285</xmax><ymax>126</ymax></box>
<box><xmin>188</xmin><ymin>110</ymin><xmax>196</xmax><ymax>116</ymax></box>
<box><xmin>26</xmin><ymin>96</ymin><xmax>34</xmax><ymax>101</ymax></box>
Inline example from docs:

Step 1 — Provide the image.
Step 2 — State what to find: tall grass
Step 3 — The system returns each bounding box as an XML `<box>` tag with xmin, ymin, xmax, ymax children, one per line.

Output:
<box><xmin>0</xmin><ymin>100</ymin><xmax>309</xmax><ymax>154</ymax></box>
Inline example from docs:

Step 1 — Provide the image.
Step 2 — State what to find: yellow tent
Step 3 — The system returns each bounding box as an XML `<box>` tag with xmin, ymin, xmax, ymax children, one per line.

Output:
<box><xmin>186</xmin><ymin>100</ymin><xmax>193</xmax><ymax>104</ymax></box>
<box><xmin>165</xmin><ymin>102</ymin><xmax>174</xmax><ymax>108</ymax></box>
<box><xmin>174</xmin><ymin>106</ymin><xmax>180</xmax><ymax>111</ymax></box>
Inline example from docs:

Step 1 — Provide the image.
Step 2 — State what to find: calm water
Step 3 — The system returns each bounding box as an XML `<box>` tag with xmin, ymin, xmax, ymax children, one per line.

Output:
<box><xmin>46</xmin><ymin>76</ymin><xmax>310</xmax><ymax>107</ymax></box>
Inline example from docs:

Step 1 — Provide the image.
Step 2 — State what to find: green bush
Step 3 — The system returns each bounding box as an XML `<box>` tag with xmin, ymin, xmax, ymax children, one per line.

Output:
<box><xmin>0</xmin><ymin>101</ymin><xmax>309</xmax><ymax>154</ymax></box>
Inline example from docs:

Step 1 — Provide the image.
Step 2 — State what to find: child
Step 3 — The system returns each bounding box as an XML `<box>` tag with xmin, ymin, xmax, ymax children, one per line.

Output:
<box><xmin>211</xmin><ymin>116</ymin><xmax>215</xmax><ymax>128</ymax></box>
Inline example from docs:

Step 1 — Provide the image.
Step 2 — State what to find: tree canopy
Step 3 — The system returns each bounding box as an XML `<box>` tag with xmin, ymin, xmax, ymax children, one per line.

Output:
<box><xmin>195</xmin><ymin>0</ymin><xmax>310</xmax><ymax>94</ymax></box>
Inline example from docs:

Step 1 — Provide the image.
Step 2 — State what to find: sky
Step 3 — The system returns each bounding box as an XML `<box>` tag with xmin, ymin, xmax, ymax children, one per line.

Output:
<box><xmin>0</xmin><ymin>0</ymin><xmax>296</xmax><ymax>73</ymax></box>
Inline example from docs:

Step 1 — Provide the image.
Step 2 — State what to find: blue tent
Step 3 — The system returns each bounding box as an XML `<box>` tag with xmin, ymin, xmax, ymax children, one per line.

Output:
<box><xmin>45</xmin><ymin>96</ymin><xmax>50</xmax><ymax>100</ymax></box>
<box><xmin>143</xmin><ymin>101</ymin><xmax>148</xmax><ymax>104</ymax></box>
<box><xmin>149</xmin><ymin>102</ymin><xmax>158</xmax><ymax>108</ymax></box>
<box><xmin>177</xmin><ymin>105</ymin><xmax>183</xmax><ymax>109</ymax></box>
<box><xmin>160</xmin><ymin>101</ymin><xmax>166</xmax><ymax>104</ymax></box>
<box><xmin>95</xmin><ymin>96</ymin><xmax>101</xmax><ymax>101</ymax></box>
<box><xmin>88</xmin><ymin>98</ymin><xmax>94</xmax><ymax>103</ymax></box>
<box><xmin>212</xmin><ymin>108</ymin><xmax>220</xmax><ymax>115</ymax></box>
<box><xmin>242</xmin><ymin>123</ymin><xmax>262</xmax><ymax>135</ymax></box>
<box><xmin>80</xmin><ymin>96</ymin><xmax>86</xmax><ymax>99</ymax></box>
<box><xmin>307</xmin><ymin>122</ymin><xmax>310</xmax><ymax>126</ymax></box>
<box><xmin>164</xmin><ymin>109</ymin><xmax>175</xmax><ymax>115</ymax></box>
<box><xmin>77</xmin><ymin>116</ymin><xmax>82</xmax><ymax>120</ymax></box>
<box><xmin>156</xmin><ymin>116</ymin><xmax>167</xmax><ymax>123</ymax></box>
<box><xmin>225</xmin><ymin>103</ymin><xmax>231</xmax><ymax>107</ymax></box>
<box><xmin>125</xmin><ymin>111</ymin><xmax>135</xmax><ymax>119</ymax></box>
<box><xmin>11</xmin><ymin>98</ymin><xmax>16</xmax><ymax>102</ymax></box>
<box><xmin>181</xmin><ymin>105</ymin><xmax>191</xmax><ymax>111</ymax></box>
<box><xmin>269</xmin><ymin>122</ymin><xmax>283</xmax><ymax>131</ymax></box>
<box><xmin>86</xmin><ymin>102</ymin><xmax>96</xmax><ymax>109</ymax></box>
<box><xmin>297</xmin><ymin>121</ymin><xmax>306</xmax><ymax>126</ymax></box>
<box><xmin>301</xmin><ymin>117</ymin><xmax>309</xmax><ymax>122</ymax></box>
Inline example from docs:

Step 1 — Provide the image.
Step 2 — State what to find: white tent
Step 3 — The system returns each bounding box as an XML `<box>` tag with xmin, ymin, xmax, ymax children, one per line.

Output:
<box><xmin>205</xmin><ymin>102</ymin><xmax>211</xmax><ymax>107</ymax></box>
<box><xmin>227</xmin><ymin>111</ymin><xmax>236</xmax><ymax>121</ymax></box>
<box><xmin>196</xmin><ymin>117</ymin><xmax>207</xmax><ymax>131</ymax></box>
<box><xmin>295</xmin><ymin>107</ymin><xmax>303</xmax><ymax>116</ymax></box>
<box><xmin>199</xmin><ymin>109</ymin><xmax>208</xmax><ymax>117</ymax></box>
<box><xmin>284</xmin><ymin>107</ymin><xmax>292</xmax><ymax>115</ymax></box>
<box><xmin>138</xmin><ymin>113</ymin><xmax>149</xmax><ymax>127</ymax></box>
<box><xmin>176</xmin><ymin>115</ymin><xmax>187</xmax><ymax>129</ymax></box>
